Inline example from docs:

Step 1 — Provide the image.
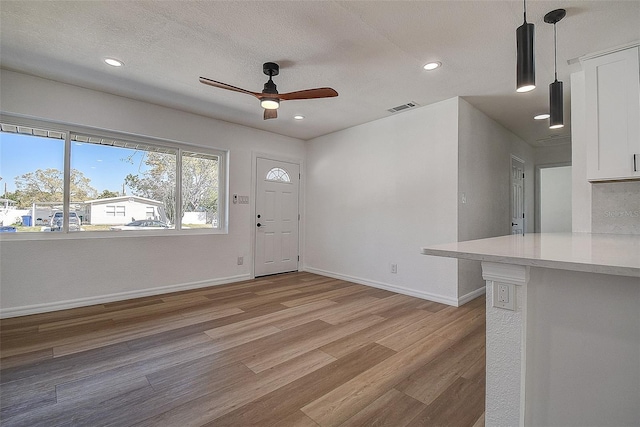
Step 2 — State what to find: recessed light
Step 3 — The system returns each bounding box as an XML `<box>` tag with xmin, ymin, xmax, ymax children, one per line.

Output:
<box><xmin>104</xmin><ymin>58</ymin><xmax>124</xmax><ymax>67</ymax></box>
<box><xmin>534</xmin><ymin>114</ymin><xmax>550</xmax><ymax>120</ymax></box>
<box><xmin>423</xmin><ymin>62</ymin><xmax>441</xmax><ymax>71</ymax></box>
<box><xmin>549</xmin><ymin>124</ymin><xmax>565</xmax><ymax>129</ymax></box>
<box><xmin>294</xmin><ymin>115</ymin><xmax>305</xmax><ymax>120</ymax></box>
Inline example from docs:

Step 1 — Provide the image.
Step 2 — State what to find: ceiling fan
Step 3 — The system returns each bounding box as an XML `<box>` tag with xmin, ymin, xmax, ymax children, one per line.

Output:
<box><xmin>199</xmin><ymin>62</ymin><xmax>338</xmax><ymax>120</ymax></box>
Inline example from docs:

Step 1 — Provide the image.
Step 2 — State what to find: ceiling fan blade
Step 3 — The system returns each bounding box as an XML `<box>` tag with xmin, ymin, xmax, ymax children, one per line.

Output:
<box><xmin>199</xmin><ymin>77</ymin><xmax>259</xmax><ymax>98</ymax></box>
<box><xmin>278</xmin><ymin>87</ymin><xmax>338</xmax><ymax>101</ymax></box>
<box><xmin>264</xmin><ymin>109</ymin><xmax>278</xmax><ymax>120</ymax></box>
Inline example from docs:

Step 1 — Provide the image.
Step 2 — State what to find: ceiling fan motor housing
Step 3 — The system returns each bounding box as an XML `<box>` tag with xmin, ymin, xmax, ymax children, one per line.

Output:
<box><xmin>263</xmin><ymin>62</ymin><xmax>280</xmax><ymax>76</ymax></box>
<box><xmin>263</xmin><ymin>79</ymin><xmax>278</xmax><ymax>94</ymax></box>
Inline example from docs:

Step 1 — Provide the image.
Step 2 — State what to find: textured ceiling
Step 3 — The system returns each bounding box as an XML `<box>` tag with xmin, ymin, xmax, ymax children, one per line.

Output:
<box><xmin>1</xmin><ymin>1</ymin><xmax>639</xmax><ymax>145</ymax></box>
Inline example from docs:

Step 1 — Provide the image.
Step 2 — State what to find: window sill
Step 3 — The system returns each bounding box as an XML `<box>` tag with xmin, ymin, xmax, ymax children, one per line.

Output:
<box><xmin>0</xmin><ymin>228</ymin><xmax>228</xmax><ymax>241</ymax></box>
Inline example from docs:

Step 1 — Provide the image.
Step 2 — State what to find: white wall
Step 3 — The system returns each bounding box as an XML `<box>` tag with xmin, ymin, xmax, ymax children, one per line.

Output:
<box><xmin>457</xmin><ymin>98</ymin><xmax>534</xmax><ymax>299</ymax></box>
<box><xmin>534</xmin><ymin>143</ymin><xmax>572</xmax><ymax>166</ymax></box>
<box><xmin>0</xmin><ymin>70</ymin><xmax>305</xmax><ymax>316</ymax></box>
<box><xmin>304</xmin><ymin>98</ymin><xmax>460</xmax><ymax>304</ymax></box>
<box><xmin>571</xmin><ymin>70</ymin><xmax>592</xmax><ymax>232</ymax></box>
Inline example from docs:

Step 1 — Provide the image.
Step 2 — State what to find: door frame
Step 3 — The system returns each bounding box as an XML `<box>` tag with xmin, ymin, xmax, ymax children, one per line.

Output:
<box><xmin>250</xmin><ymin>152</ymin><xmax>304</xmax><ymax>279</ymax></box>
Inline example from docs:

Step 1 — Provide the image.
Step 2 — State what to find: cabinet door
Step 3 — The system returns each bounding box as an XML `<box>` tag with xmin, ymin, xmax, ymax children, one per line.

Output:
<box><xmin>585</xmin><ymin>46</ymin><xmax>640</xmax><ymax>181</ymax></box>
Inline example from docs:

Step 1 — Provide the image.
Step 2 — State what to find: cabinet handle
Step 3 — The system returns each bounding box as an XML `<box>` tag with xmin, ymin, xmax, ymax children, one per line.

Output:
<box><xmin>635</xmin><ymin>154</ymin><xmax>638</xmax><ymax>172</ymax></box>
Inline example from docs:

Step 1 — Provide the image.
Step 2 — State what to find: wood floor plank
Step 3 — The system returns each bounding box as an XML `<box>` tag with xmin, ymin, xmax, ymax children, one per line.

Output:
<box><xmin>265</xmin><ymin>411</ymin><xmax>321</xmax><ymax>427</ymax></box>
<box><xmin>1</xmin><ymin>333</ymin><xmax>213</xmax><ymax>406</ymax></box>
<box><xmin>208</xmin><ymin>343</ymin><xmax>395</xmax><ymax>427</ymax></box>
<box><xmin>405</xmin><ymin>376</ymin><xmax>486</xmax><ymax>427</ymax></box>
<box><xmin>375</xmin><ymin>305</ymin><xmax>468</xmax><ymax>352</ymax></box>
<box><xmin>56</xmin><ymin>374</ymin><xmax>151</xmax><ymax>404</ymax></box>
<box><xmin>270</xmin><ymin>297</ymin><xmax>379</xmax><ymax>330</ymax></box>
<box><xmin>395</xmin><ymin>323</ymin><xmax>486</xmax><ymax>405</ymax></box>
<box><xmin>338</xmin><ymin>388</ymin><xmax>426</xmax><ymax>427</ymax></box>
<box><xmin>242</xmin><ymin>315</ymin><xmax>386</xmax><ymax>373</ymax></box>
<box><xmin>0</xmin><ymin>273</ymin><xmax>486</xmax><ymax>427</ymax></box>
<box><xmin>51</xmin><ymin>313</ymin><xmax>216</xmax><ymax>357</ymax></box>
<box><xmin>301</xmin><ymin>330</ymin><xmax>455</xmax><ymax>426</ymax></box>
<box><xmin>0</xmin><ymin>348</ymin><xmax>52</xmax><ymax>370</ymax></box>
<box><xmin>201</xmin><ymin>299</ymin><xmax>336</xmax><ymax>340</ymax></box>
<box><xmin>432</xmin><ymin>306</ymin><xmax>485</xmax><ymax>341</ymax></box>
<box><xmin>146</xmin><ymin>355</ymin><xmax>255</xmax><ymax>394</ymax></box>
<box><xmin>373</xmin><ymin>297</ymin><xmax>433</xmax><ymax>319</ymax></box>
<box><xmin>281</xmin><ymin>285</ymin><xmax>368</xmax><ymax>307</ymax></box>
<box><xmin>204</xmin><ymin>324</ymin><xmax>282</xmax><ymax>352</ymax></box>
<box><xmin>135</xmin><ymin>349</ymin><xmax>336</xmax><ymax>427</ymax></box>
<box><xmin>318</xmin><ymin>293</ymin><xmax>423</xmax><ymax>324</ymax></box>
<box><xmin>123</xmin><ymin>301</ymin><xmax>287</xmax><ymax>352</ymax></box>
<box><xmin>319</xmin><ymin>309</ymin><xmax>431</xmax><ymax>359</ymax></box>
<box><xmin>0</xmin><ymin>387</ymin><xmax>57</xmax><ymax>422</ymax></box>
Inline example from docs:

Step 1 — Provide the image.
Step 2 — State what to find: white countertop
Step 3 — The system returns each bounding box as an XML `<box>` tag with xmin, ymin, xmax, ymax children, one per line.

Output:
<box><xmin>422</xmin><ymin>233</ymin><xmax>640</xmax><ymax>278</ymax></box>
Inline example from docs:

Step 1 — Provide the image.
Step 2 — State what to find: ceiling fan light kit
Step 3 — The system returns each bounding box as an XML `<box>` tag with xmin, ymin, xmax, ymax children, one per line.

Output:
<box><xmin>200</xmin><ymin>62</ymin><xmax>338</xmax><ymax>120</ymax></box>
<box><xmin>545</xmin><ymin>8</ymin><xmax>566</xmax><ymax>129</ymax></box>
<box><xmin>516</xmin><ymin>0</ymin><xmax>535</xmax><ymax>93</ymax></box>
<box><xmin>260</xmin><ymin>98</ymin><xmax>280</xmax><ymax>110</ymax></box>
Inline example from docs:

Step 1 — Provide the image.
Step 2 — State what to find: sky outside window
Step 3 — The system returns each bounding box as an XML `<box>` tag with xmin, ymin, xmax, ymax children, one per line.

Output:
<box><xmin>0</xmin><ymin>132</ymin><xmax>150</xmax><ymax>195</ymax></box>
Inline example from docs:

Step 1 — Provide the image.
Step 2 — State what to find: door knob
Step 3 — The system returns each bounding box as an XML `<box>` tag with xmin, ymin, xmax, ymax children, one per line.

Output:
<box><xmin>512</xmin><ymin>222</ymin><xmax>517</xmax><ymax>226</ymax></box>
<box><xmin>257</xmin><ymin>223</ymin><xmax>262</xmax><ymax>227</ymax></box>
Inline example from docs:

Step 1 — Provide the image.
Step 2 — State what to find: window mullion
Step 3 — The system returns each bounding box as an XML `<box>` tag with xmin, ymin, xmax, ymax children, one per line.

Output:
<box><xmin>63</xmin><ymin>132</ymin><xmax>72</xmax><ymax>232</ymax></box>
<box><xmin>176</xmin><ymin>149</ymin><xmax>183</xmax><ymax>231</ymax></box>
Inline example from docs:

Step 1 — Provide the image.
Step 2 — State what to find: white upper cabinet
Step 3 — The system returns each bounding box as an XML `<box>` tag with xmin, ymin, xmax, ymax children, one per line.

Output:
<box><xmin>583</xmin><ymin>45</ymin><xmax>640</xmax><ymax>181</ymax></box>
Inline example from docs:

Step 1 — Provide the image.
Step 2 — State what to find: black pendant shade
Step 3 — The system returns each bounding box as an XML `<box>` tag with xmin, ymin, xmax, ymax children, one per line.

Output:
<box><xmin>549</xmin><ymin>80</ymin><xmax>564</xmax><ymax>128</ymax></box>
<box><xmin>545</xmin><ymin>9</ymin><xmax>566</xmax><ymax>129</ymax></box>
<box><xmin>516</xmin><ymin>21</ymin><xmax>535</xmax><ymax>92</ymax></box>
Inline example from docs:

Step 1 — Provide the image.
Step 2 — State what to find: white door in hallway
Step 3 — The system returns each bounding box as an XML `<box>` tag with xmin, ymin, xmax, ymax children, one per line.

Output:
<box><xmin>511</xmin><ymin>156</ymin><xmax>525</xmax><ymax>235</ymax></box>
<box><xmin>254</xmin><ymin>158</ymin><xmax>300</xmax><ymax>277</ymax></box>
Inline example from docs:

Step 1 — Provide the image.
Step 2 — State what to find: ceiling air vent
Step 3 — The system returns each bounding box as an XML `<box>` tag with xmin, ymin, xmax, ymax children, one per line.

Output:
<box><xmin>387</xmin><ymin>101</ymin><xmax>419</xmax><ymax>113</ymax></box>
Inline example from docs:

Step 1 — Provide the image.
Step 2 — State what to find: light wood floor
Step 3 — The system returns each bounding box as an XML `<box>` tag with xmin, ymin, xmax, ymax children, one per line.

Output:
<box><xmin>0</xmin><ymin>272</ymin><xmax>485</xmax><ymax>427</ymax></box>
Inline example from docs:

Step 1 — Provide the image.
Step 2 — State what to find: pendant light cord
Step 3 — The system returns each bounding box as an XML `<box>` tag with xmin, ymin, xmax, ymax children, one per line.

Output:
<box><xmin>523</xmin><ymin>0</ymin><xmax>527</xmax><ymax>23</ymax></box>
<box><xmin>553</xmin><ymin>23</ymin><xmax>558</xmax><ymax>81</ymax></box>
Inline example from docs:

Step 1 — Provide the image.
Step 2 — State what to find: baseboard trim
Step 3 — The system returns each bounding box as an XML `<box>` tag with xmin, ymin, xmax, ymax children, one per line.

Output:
<box><xmin>0</xmin><ymin>274</ymin><xmax>252</xmax><ymax>319</ymax></box>
<box><xmin>458</xmin><ymin>286</ymin><xmax>486</xmax><ymax>306</ymax></box>
<box><xmin>302</xmin><ymin>267</ymin><xmax>459</xmax><ymax>306</ymax></box>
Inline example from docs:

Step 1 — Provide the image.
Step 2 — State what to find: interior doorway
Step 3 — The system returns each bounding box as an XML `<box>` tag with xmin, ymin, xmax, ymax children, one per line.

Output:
<box><xmin>536</xmin><ymin>164</ymin><xmax>572</xmax><ymax>232</ymax></box>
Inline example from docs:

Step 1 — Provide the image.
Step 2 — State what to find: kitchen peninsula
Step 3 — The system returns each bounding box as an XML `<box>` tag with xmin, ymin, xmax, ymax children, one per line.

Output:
<box><xmin>422</xmin><ymin>233</ymin><xmax>640</xmax><ymax>427</ymax></box>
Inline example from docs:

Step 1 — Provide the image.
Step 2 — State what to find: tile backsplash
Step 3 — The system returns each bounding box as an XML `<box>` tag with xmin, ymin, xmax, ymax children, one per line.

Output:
<box><xmin>592</xmin><ymin>181</ymin><xmax>640</xmax><ymax>234</ymax></box>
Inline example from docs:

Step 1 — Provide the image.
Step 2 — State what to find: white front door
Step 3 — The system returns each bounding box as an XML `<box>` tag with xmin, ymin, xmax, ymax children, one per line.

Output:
<box><xmin>254</xmin><ymin>158</ymin><xmax>300</xmax><ymax>277</ymax></box>
<box><xmin>511</xmin><ymin>156</ymin><xmax>525</xmax><ymax>235</ymax></box>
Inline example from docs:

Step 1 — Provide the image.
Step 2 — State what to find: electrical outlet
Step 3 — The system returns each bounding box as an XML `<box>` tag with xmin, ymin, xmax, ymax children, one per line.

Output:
<box><xmin>237</xmin><ymin>256</ymin><xmax>243</xmax><ymax>265</ymax></box>
<box><xmin>391</xmin><ymin>263</ymin><xmax>397</xmax><ymax>274</ymax></box>
<box><xmin>498</xmin><ymin>284</ymin><xmax>509</xmax><ymax>303</ymax></box>
<box><xmin>493</xmin><ymin>282</ymin><xmax>515</xmax><ymax>310</ymax></box>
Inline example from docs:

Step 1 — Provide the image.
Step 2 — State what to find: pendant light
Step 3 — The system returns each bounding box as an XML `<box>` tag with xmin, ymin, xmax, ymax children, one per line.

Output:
<box><xmin>545</xmin><ymin>9</ymin><xmax>566</xmax><ymax>129</ymax></box>
<box><xmin>516</xmin><ymin>0</ymin><xmax>535</xmax><ymax>92</ymax></box>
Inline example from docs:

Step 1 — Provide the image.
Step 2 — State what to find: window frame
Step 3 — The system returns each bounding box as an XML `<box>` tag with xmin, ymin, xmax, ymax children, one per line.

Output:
<box><xmin>0</xmin><ymin>113</ymin><xmax>228</xmax><ymax>240</ymax></box>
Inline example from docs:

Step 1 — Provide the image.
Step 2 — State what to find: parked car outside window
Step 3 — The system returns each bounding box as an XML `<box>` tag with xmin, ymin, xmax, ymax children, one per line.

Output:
<box><xmin>50</xmin><ymin>211</ymin><xmax>81</xmax><ymax>231</ymax></box>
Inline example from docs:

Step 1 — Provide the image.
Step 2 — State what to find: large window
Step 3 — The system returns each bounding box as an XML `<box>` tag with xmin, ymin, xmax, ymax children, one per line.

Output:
<box><xmin>0</xmin><ymin>116</ymin><xmax>226</xmax><ymax>235</ymax></box>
